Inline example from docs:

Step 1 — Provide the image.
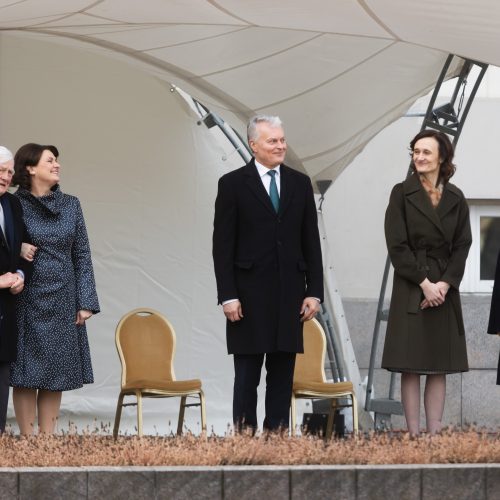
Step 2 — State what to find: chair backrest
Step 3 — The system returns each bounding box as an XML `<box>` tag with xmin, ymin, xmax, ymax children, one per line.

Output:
<box><xmin>115</xmin><ymin>308</ymin><xmax>176</xmax><ymax>387</ymax></box>
<box><xmin>293</xmin><ymin>318</ymin><xmax>327</xmax><ymax>384</ymax></box>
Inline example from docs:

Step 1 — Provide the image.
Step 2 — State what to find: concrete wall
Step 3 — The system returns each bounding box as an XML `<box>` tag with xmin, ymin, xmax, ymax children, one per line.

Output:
<box><xmin>0</xmin><ymin>465</ymin><xmax>498</xmax><ymax>499</ymax></box>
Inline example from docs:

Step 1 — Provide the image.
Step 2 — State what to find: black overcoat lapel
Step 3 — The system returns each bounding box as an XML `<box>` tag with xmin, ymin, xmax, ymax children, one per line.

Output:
<box><xmin>0</xmin><ymin>225</ymin><xmax>8</xmax><ymax>253</ymax></box>
<box><xmin>243</xmin><ymin>160</ymin><xmax>296</xmax><ymax>216</ymax></box>
<box><xmin>278</xmin><ymin>165</ymin><xmax>295</xmax><ymax>216</ymax></box>
<box><xmin>0</xmin><ymin>196</ymin><xmax>10</xmax><ymax>254</ymax></box>
<box><xmin>437</xmin><ymin>183</ymin><xmax>462</xmax><ymax>219</ymax></box>
<box><xmin>243</xmin><ymin>161</ymin><xmax>276</xmax><ymax>215</ymax></box>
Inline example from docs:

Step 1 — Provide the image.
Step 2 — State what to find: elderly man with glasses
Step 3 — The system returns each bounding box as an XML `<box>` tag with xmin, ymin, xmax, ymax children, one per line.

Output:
<box><xmin>0</xmin><ymin>146</ymin><xmax>28</xmax><ymax>433</ymax></box>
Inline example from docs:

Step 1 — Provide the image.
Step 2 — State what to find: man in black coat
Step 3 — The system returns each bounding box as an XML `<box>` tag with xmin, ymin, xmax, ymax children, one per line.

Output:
<box><xmin>0</xmin><ymin>146</ymin><xmax>27</xmax><ymax>432</ymax></box>
<box><xmin>213</xmin><ymin>115</ymin><xmax>323</xmax><ymax>432</ymax></box>
<box><xmin>487</xmin><ymin>249</ymin><xmax>500</xmax><ymax>385</ymax></box>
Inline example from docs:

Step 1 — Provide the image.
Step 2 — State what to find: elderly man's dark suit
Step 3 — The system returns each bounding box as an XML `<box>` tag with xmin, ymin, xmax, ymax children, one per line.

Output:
<box><xmin>0</xmin><ymin>192</ymin><xmax>27</xmax><ymax>431</ymax></box>
<box><xmin>213</xmin><ymin>159</ymin><xmax>323</xmax><ymax>430</ymax></box>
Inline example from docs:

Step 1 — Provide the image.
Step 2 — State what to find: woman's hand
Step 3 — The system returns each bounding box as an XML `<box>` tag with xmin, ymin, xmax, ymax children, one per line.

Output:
<box><xmin>420</xmin><ymin>278</ymin><xmax>447</xmax><ymax>309</ymax></box>
<box><xmin>435</xmin><ymin>281</ymin><xmax>450</xmax><ymax>296</ymax></box>
<box><xmin>21</xmin><ymin>243</ymin><xmax>38</xmax><ymax>262</ymax></box>
<box><xmin>76</xmin><ymin>309</ymin><xmax>93</xmax><ymax>325</ymax></box>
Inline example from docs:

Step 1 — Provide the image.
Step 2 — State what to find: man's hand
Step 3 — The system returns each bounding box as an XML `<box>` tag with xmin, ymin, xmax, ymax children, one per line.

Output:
<box><xmin>9</xmin><ymin>272</ymin><xmax>24</xmax><ymax>295</ymax></box>
<box><xmin>300</xmin><ymin>297</ymin><xmax>320</xmax><ymax>322</ymax></box>
<box><xmin>223</xmin><ymin>300</ymin><xmax>243</xmax><ymax>322</ymax></box>
<box><xmin>0</xmin><ymin>272</ymin><xmax>17</xmax><ymax>290</ymax></box>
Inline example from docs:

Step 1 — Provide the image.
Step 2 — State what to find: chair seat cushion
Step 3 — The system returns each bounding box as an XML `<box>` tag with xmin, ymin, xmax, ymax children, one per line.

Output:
<box><xmin>293</xmin><ymin>380</ymin><xmax>354</xmax><ymax>395</ymax></box>
<box><xmin>123</xmin><ymin>378</ymin><xmax>202</xmax><ymax>392</ymax></box>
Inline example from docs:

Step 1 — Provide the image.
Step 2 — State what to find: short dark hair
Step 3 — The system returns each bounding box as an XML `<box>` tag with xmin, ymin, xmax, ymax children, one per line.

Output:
<box><xmin>12</xmin><ymin>143</ymin><xmax>59</xmax><ymax>190</ymax></box>
<box><xmin>409</xmin><ymin>129</ymin><xmax>455</xmax><ymax>183</ymax></box>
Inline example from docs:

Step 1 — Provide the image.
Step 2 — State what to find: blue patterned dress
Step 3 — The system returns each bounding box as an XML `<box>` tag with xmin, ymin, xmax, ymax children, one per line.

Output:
<box><xmin>10</xmin><ymin>186</ymin><xmax>100</xmax><ymax>391</ymax></box>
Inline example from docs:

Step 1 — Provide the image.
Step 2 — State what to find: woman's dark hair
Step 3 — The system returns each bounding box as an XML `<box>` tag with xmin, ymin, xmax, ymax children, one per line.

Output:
<box><xmin>409</xmin><ymin>129</ymin><xmax>455</xmax><ymax>183</ymax></box>
<box><xmin>12</xmin><ymin>143</ymin><xmax>59</xmax><ymax>190</ymax></box>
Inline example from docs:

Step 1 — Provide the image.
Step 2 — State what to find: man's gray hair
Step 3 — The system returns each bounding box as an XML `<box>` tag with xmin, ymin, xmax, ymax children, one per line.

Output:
<box><xmin>0</xmin><ymin>146</ymin><xmax>13</xmax><ymax>165</ymax></box>
<box><xmin>247</xmin><ymin>115</ymin><xmax>283</xmax><ymax>142</ymax></box>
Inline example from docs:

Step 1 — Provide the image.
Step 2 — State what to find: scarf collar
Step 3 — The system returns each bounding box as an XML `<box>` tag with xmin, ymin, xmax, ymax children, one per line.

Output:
<box><xmin>418</xmin><ymin>174</ymin><xmax>443</xmax><ymax>208</ymax></box>
<box><xmin>16</xmin><ymin>184</ymin><xmax>62</xmax><ymax>215</ymax></box>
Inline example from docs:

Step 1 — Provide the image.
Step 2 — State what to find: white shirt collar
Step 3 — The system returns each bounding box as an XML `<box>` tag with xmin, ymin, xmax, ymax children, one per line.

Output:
<box><xmin>254</xmin><ymin>160</ymin><xmax>280</xmax><ymax>178</ymax></box>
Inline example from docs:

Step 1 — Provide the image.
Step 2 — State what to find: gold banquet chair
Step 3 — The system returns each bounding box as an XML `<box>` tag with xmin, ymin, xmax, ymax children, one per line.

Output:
<box><xmin>291</xmin><ymin>318</ymin><xmax>358</xmax><ymax>438</ymax></box>
<box><xmin>113</xmin><ymin>308</ymin><xmax>206</xmax><ymax>438</ymax></box>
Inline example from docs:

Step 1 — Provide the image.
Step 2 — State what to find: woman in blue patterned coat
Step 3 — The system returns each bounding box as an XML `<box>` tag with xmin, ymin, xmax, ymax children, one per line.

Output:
<box><xmin>10</xmin><ymin>143</ymin><xmax>100</xmax><ymax>435</ymax></box>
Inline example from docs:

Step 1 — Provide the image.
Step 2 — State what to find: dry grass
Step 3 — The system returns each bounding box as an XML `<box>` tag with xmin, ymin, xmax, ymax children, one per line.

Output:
<box><xmin>0</xmin><ymin>428</ymin><xmax>498</xmax><ymax>467</ymax></box>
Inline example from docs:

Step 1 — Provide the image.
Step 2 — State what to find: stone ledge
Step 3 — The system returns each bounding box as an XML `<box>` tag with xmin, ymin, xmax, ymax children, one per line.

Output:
<box><xmin>0</xmin><ymin>464</ymin><xmax>498</xmax><ymax>500</ymax></box>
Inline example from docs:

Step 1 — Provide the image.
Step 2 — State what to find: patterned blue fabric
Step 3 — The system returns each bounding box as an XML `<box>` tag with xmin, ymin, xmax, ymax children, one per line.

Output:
<box><xmin>10</xmin><ymin>186</ymin><xmax>100</xmax><ymax>391</ymax></box>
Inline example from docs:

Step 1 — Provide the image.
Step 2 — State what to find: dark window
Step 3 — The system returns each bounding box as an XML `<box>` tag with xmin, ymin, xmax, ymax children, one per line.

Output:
<box><xmin>480</xmin><ymin>216</ymin><xmax>500</xmax><ymax>280</ymax></box>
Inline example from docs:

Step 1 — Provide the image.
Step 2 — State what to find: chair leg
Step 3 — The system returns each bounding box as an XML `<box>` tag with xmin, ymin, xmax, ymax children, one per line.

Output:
<box><xmin>351</xmin><ymin>392</ymin><xmax>359</xmax><ymax>437</ymax></box>
<box><xmin>177</xmin><ymin>396</ymin><xmax>187</xmax><ymax>436</ymax></box>
<box><xmin>290</xmin><ymin>393</ymin><xmax>297</xmax><ymax>436</ymax></box>
<box><xmin>325</xmin><ymin>399</ymin><xmax>336</xmax><ymax>439</ymax></box>
<box><xmin>199</xmin><ymin>391</ymin><xmax>207</xmax><ymax>434</ymax></box>
<box><xmin>136</xmin><ymin>391</ymin><xmax>143</xmax><ymax>437</ymax></box>
<box><xmin>113</xmin><ymin>392</ymin><xmax>125</xmax><ymax>439</ymax></box>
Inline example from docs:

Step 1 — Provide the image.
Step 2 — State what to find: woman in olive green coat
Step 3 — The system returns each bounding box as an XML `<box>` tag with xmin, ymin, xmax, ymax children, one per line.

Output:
<box><xmin>382</xmin><ymin>130</ymin><xmax>471</xmax><ymax>436</ymax></box>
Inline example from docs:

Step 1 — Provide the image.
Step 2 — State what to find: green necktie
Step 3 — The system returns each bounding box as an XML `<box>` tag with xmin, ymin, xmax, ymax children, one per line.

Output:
<box><xmin>267</xmin><ymin>170</ymin><xmax>280</xmax><ymax>213</ymax></box>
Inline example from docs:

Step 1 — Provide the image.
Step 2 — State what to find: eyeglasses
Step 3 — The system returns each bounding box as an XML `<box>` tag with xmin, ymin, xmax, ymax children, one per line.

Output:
<box><xmin>0</xmin><ymin>166</ymin><xmax>14</xmax><ymax>177</ymax></box>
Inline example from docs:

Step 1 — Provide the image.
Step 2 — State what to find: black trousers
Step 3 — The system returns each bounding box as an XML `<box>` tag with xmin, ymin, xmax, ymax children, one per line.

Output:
<box><xmin>0</xmin><ymin>362</ymin><xmax>10</xmax><ymax>432</ymax></box>
<box><xmin>233</xmin><ymin>351</ymin><xmax>296</xmax><ymax>432</ymax></box>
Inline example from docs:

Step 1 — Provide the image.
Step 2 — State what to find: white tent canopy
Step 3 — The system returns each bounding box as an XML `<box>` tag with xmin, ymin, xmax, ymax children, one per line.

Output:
<box><xmin>2</xmin><ymin>1</ymin><xmax>500</xmax><ymax>433</ymax></box>
<box><xmin>2</xmin><ymin>1</ymin><xmax>500</xmax><ymax>184</ymax></box>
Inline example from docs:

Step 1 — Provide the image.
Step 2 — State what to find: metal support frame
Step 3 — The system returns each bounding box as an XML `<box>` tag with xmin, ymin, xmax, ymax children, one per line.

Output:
<box><xmin>194</xmin><ymin>99</ymin><xmax>252</xmax><ymax>163</ymax></box>
<box><xmin>365</xmin><ymin>55</ymin><xmax>488</xmax><ymax>430</ymax></box>
<box><xmin>421</xmin><ymin>55</ymin><xmax>488</xmax><ymax>146</ymax></box>
<box><xmin>316</xmin><ymin>305</ymin><xmax>342</xmax><ymax>382</ymax></box>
